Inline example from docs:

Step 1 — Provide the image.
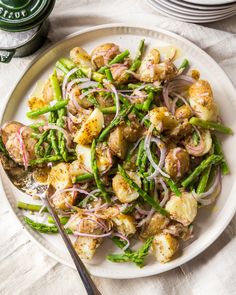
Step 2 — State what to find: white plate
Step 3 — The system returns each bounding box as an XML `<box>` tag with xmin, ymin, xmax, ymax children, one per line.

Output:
<box><xmin>170</xmin><ymin>0</ymin><xmax>236</xmax><ymax>9</ymax></box>
<box><xmin>158</xmin><ymin>0</ymin><xmax>236</xmax><ymax>15</ymax></box>
<box><xmin>147</xmin><ymin>0</ymin><xmax>236</xmax><ymax>22</ymax></box>
<box><xmin>1</xmin><ymin>23</ymin><xmax>236</xmax><ymax>279</ymax></box>
<box><xmin>184</xmin><ymin>0</ymin><xmax>236</xmax><ymax>5</ymax></box>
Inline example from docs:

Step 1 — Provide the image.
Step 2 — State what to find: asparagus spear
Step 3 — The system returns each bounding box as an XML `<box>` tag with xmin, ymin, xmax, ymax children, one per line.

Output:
<box><xmin>142</xmin><ymin>91</ymin><xmax>154</xmax><ymax>112</ymax></box>
<box><xmin>129</xmin><ymin>39</ymin><xmax>145</xmax><ymax>72</ymax></box>
<box><xmin>48</xmin><ymin>111</ymin><xmax>60</xmax><ymax>155</ymax></box>
<box><xmin>118</xmin><ymin>165</ymin><xmax>168</xmax><ymax>216</ymax></box>
<box><xmin>24</xmin><ymin>216</ymin><xmax>72</xmax><ymax>234</ymax></box>
<box><xmin>47</xmin><ymin>215</ymin><xmax>69</xmax><ymax>225</ymax></box>
<box><xmin>128</xmin><ymin>83</ymin><xmax>161</xmax><ymax>93</ymax></box>
<box><xmin>178</xmin><ymin>58</ymin><xmax>189</xmax><ymax>71</ymax></box>
<box><xmin>98</xmin><ymin>50</ymin><xmax>130</xmax><ymax>74</ymax></box>
<box><xmin>105</xmin><ymin>68</ymin><xmax>114</xmax><ymax>82</ymax></box>
<box><xmin>100</xmin><ymin>106</ymin><xmax>116</xmax><ymax>114</ymax></box>
<box><xmin>136</xmin><ymin>139</ymin><xmax>145</xmax><ymax>167</ymax></box>
<box><xmin>164</xmin><ymin>177</ymin><xmax>181</xmax><ymax>197</ymax></box>
<box><xmin>17</xmin><ymin>201</ymin><xmax>48</xmax><ymax>212</ymax></box>
<box><xmin>189</xmin><ymin>117</ymin><xmax>233</xmax><ymax>134</ymax></box>
<box><xmin>98</xmin><ymin>105</ymin><xmax>133</xmax><ymax>142</ymax></box>
<box><xmin>91</xmin><ymin>139</ymin><xmax>110</xmax><ymax>202</ymax></box>
<box><xmin>50</xmin><ymin>70</ymin><xmax>68</xmax><ymax>161</ymax></box>
<box><xmin>212</xmin><ymin>134</ymin><xmax>229</xmax><ymax>175</ymax></box>
<box><xmin>107</xmin><ymin>236</ymin><xmax>154</xmax><ymax>267</ymax></box>
<box><xmin>26</xmin><ymin>100</ymin><xmax>68</xmax><ymax>119</ymax></box>
<box><xmin>181</xmin><ymin>154</ymin><xmax>222</xmax><ymax>188</ymax></box>
<box><xmin>73</xmin><ymin>168</ymin><xmax>118</xmax><ymax>183</ymax></box>
<box><xmin>35</xmin><ymin>130</ymin><xmax>49</xmax><ymax>156</ymax></box>
<box><xmin>196</xmin><ymin>165</ymin><xmax>212</xmax><ymax>194</ymax></box>
<box><xmin>30</xmin><ymin>155</ymin><xmax>62</xmax><ymax>165</ymax></box>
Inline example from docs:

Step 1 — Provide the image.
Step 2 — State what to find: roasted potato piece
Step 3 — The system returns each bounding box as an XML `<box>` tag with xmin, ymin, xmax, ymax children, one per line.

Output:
<box><xmin>140</xmin><ymin>212</ymin><xmax>169</xmax><ymax>239</ymax></box>
<box><xmin>110</xmin><ymin>64</ymin><xmax>129</xmax><ymax>85</ymax></box>
<box><xmin>91</xmin><ymin>43</ymin><xmax>120</xmax><ymax>68</ymax></box>
<box><xmin>74</xmin><ymin>108</ymin><xmax>104</xmax><ymax>145</ymax></box>
<box><xmin>121</xmin><ymin>113</ymin><xmax>143</xmax><ymax>142</ymax></box>
<box><xmin>1</xmin><ymin>121</ymin><xmax>24</xmax><ymax>145</ymax></box>
<box><xmin>75</xmin><ymin>144</ymin><xmax>92</xmax><ymax>172</ymax></box>
<box><xmin>28</xmin><ymin>96</ymin><xmax>48</xmax><ymax>111</ymax></box>
<box><xmin>164</xmin><ymin>148</ymin><xmax>190</xmax><ymax>180</ymax></box>
<box><xmin>183</xmin><ymin>129</ymin><xmax>212</xmax><ymax>157</ymax></box>
<box><xmin>96</xmin><ymin>142</ymin><xmax>112</xmax><ymax>173</ymax></box>
<box><xmin>108</xmin><ymin>126</ymin><xmax>127</xmax><ymax>159</ymax></box>
<box><xmin>52</xmin><ymin>191</ymin><xmax>76</xmax><ymax>210</ymax></box>
<box><xmin>70</xmin><ymin>47</ymin><xmax>93</xmax><ymax>69</ymax></box>
<box><xmin>189</xmin><ymin>80</ymin><xmax>218</xmax><ymax>121</ymax></box>
<box><xmin>42</xmin><ymin>79</ymin><xmax>54</xmax><ymax>103</ymax></box>
<box><xmin>166</xmin><ymin>119</ymin><xmax>192</xmax><ymax>140</ymax></box>
<box><xmin>164</xmin><ymin>222</ymin><xmax>193</xmax><ymax>241</ymax></box>
<box><xmin>74</xmin><ymin>236</ymin><xmax>102</xmax><ymax>260</ymax></box>
<box><xmin>165</xmin><ymin>191</ymin><xmax>197</xmax><ymax>226</ymax></box>
<box><xmin>149</xmin><ymin>107</ymin><xmax>178</xmax><ymax>132</ymax></box>
<box><xmin>112</xmin><ymin>172</ymin><xmax>141</xmax><ymax>203</ymax></box>
<box><xmin>67</xmin><ymin>85</ymin><xmax>93</xmax><ymax>113</ymax></box>
<box><xmin>2</xmin><ymin>123</ymin><xmax>37</xmax><ymax>164</ymax></box>
<box><xmin>175</xmin><ymin>105</ymin><xmax>192</xmax><ymax>121</ymax></box>
<box><xmin>112</xmin><ymin>213</ymin><xmax>136</xmax><ymax>236</ymax></box>
<box><xmin>49</xmin><ymin>163</ymin><xmax>72</xmax><ymax>190</ymax></box>
<box><xmin>156</xmin><ymin>60</ymin><xmax>178</xmax><ymax>81</ymax></box>
<box><xmin>139</xmin><ymin>48</ymin><xmax>160</xmax><ymax>82</ymax></box>
<box><xmin>152</xmin><ymin>233</ymin><xmax>179</xmax><ymax>263</ymax></box>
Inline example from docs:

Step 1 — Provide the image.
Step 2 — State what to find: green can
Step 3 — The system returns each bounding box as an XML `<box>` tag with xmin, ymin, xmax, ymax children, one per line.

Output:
<box><xmin>0</xmin><ymin>0</ymin><xmax>56</xmax><ymax>62</ymax></box>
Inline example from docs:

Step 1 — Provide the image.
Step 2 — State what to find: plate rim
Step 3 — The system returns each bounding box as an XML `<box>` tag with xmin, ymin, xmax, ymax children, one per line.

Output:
<box><xmin>1</xmin><ymin>23</ymin><xmax>236</xmax><ymax>279</ymax></box>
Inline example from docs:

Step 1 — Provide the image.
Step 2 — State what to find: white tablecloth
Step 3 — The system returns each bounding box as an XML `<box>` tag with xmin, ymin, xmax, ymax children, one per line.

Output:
<box><xmin>1</xmin><ymin>1</ymin><xmax>236</xmax><ymax>294</ymax></box>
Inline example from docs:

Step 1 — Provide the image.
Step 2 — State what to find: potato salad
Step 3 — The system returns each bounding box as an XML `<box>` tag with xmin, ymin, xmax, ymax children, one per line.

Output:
<box><xmin>0</xmin><ymin>39</ymin><xmax>232</xmax><ymax>267</ymax></box>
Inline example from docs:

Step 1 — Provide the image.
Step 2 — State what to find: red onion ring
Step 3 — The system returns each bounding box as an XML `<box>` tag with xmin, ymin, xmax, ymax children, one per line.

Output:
<box><xmin>193</xmin><ymin>168</ymin><xmax>221</xmax><ymax>206</ymax></box>
<box><xmin>17</xmin><ymin>126</ymin><xmax>28</xmax><ymax>170</ymax></box>
<box><xmin>159</xmin><ymin>178</ymin><xmax>170</xmax><ymax>207</ymax></box>
<box><xmin>73</xmin><ymin>230</ymin><xmax>113</xmax><ymax>239</ymax></box>
<box><xmin>112</xmin><ymin>233</ymin><xmax>130</xmax><ymax>250</ymax></box>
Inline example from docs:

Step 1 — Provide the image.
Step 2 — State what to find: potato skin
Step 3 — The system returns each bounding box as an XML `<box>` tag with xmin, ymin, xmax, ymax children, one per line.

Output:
<box><xmin>139</xmin><ymin>48</ymin><xmax>160</xmax><ymax>82</ymax></box>
<box><xmin>91</xmin><ymin>43</ymin><xmax>120</xmax><ymax>68</ymax></box>
<box><xmin>189</xmin><ymin>80</ymin><xmax>218</xmax><ymax>121</ymax></box>
<box><xmin>164</xmin><ymin>148</ymin><xmax>190</xmax><ymax>180</ymax></box>
<box><xmin>165</xmin><ymin>191</ymin><xmax>197</xmax><ymax>226</ymax></box>
<box><xmin>175</xmin><ymin>105</ymin><xmax>192</xmax><ymax>121</ymax></box>
<box><xmin>74</xmin><ymin>108</ymin><xmax>104</xmax><ymax>145</ymax></box>
<box><xmin>112</xmin><ymin>213</ymin><xmax>136</xmax><ymax>236</ymax></box>
<box><xmin>140</xmin><ymin>212</ymin><xmax>169</xmax><ymax>239</ymax></box>
<box><xmin>112</xmin><ymin>172</ymin><xmax>141</xmax><ymax>203</ymax></box>
<box><xmin>108</xmin><ymin>126</ymin><xmax>127</xmax><ymax>159</ymax></box>
<box><xmin>149</xmin><ymin>107</ymin><xmax>178</xmax><ymax>132</ymax></box>
<box><xmin>49</xmin><ymin>163</ymin><xmax>72</xmax><ymax>190</ymax></box>
<box><xmin>70</xmin><ymin>46</ymin><xmax>93</xmax><ymax>68</ymax></box>
<box><xmin>152</xmin><ymin>233</ymin><xmax>179</xmax><ymax>263</ymax></box>
<box><xmin>74</xmin><ymin>236</ymin><xmax>102</xmax><ymax>260</ymax></box>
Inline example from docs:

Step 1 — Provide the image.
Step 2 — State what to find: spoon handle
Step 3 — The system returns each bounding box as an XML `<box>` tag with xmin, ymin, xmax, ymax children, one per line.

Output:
<box><xmin>44</xmin><ymin>190</ymin><xmax>101</xmax><ymax>295</ymax></box>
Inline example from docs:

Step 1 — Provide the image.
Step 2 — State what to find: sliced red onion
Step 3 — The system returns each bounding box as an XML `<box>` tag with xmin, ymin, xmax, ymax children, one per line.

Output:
<box><xmin>79</xmin><ymin>87</ymin><xmax>110</xmax><ymax>100</ymax></box>
<box><xmin>51</xmin><ymin>187</ymin><xmax>98</xmax><ymax>201</ymax></box>
<box><xmin>144</xmin><ymin>126</ymin><xmax>169</xmax><ymax>179</ymax></box>
<box><xmin>129</xmin><ymin>137</ymin><xmax>144</xmax><ymax>155</ymax></box>
<box><xmin>73</xmin><ymin>230</ymin><xmax>113</xmax><ymax>239</ymax></box>
<box><xmin>17</xmin><ymin>127</ymin><xmax>28</xmax><ymax>170</ymax></box>
<box><xmin>171</xmin><ymin>92</ymin><xmax>192</xmax><ymax>115</ymax></box>
<box><xmin>64</xmin><ymin>213</ymin><xmax>80</xmax><ymax>229</ymax></box>
<box><xmin>185</xmin><ymin>126</ymin><xmax>205</xmax><ymax>155</ymax></box>
<box><xmin>78</xmin><ymin>217</ymin><xmax>108</xmax><ymax>232</ymax></box>
<box><xmin>44</xmin><ymin>124</ymin><xmax>73</xmax><ymax>152</ymax></box>
<box><xmin>159</xmin><ymin>178</ymin><xmax>170</xmax><ymax>207</ymax></box>
<box><xmin>126</xmin><ymin>70</ymin><xmax>141</xmax><ymax>80</ymax></box>
<box><xmin>104</xmin><ymin>81</ymin><xmax>120</xmax><ymax>119</ymax></box>
<box><xmin>113</xmin><ymin>233</ymin><xmax>130</xmax><ymax>250</ymax></box>
<box><xmin>193</xmin><ymin>168</ymin><xmax>221</xmax><ymax>206</ymax></box>
<box><xmin>137</xmin><ymin>208</ymin><xmax>155</xmax><ymax>227</ymax></box>
<box><xmin>141</xmin><ymin>114</ymin><xmax>149</xmax><ymax>126</ymax></box>
<box><xmin>135</xmin><ymin>204</ymin><xmax>150</xmax><ymax>215</ymax></box>
<box><xmin>62</xmin><ymin>68</ymin><xmax>79</xmax><ymax>99</ymax></box>
<box><xmin>175</xmin><ymin>74</ymin><xmax>196</xmax><ymax>84</ymax></box>
<box><xmin>66</xmin><ymin>78</ymin><xmax>90</xmax><ymax>91</ymax></box>
<box><xmin>77</xmin><ymin>81</ymin><xmax>98</xmax><ymax>90</ymax></box>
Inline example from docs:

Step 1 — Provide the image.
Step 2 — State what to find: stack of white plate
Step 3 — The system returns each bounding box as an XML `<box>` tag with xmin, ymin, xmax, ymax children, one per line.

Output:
<box><xmin>146</xmin><ymin>0</ymin><xmax>236</xmax><ymax>23</ymax></box>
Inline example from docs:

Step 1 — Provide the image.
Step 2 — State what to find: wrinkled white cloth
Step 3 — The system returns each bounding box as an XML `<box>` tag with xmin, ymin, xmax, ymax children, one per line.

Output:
<box><xmin>1</xmin><ymin>1</ymin><xmax>236</xmax><ymax>294</ymax></box>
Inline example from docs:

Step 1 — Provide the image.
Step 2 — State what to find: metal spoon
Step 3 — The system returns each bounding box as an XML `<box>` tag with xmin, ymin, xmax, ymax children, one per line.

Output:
<box><xmin>0</xmin><ymin>153</ymin><xmax>101</xmax><ymax>295</ymax></box>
